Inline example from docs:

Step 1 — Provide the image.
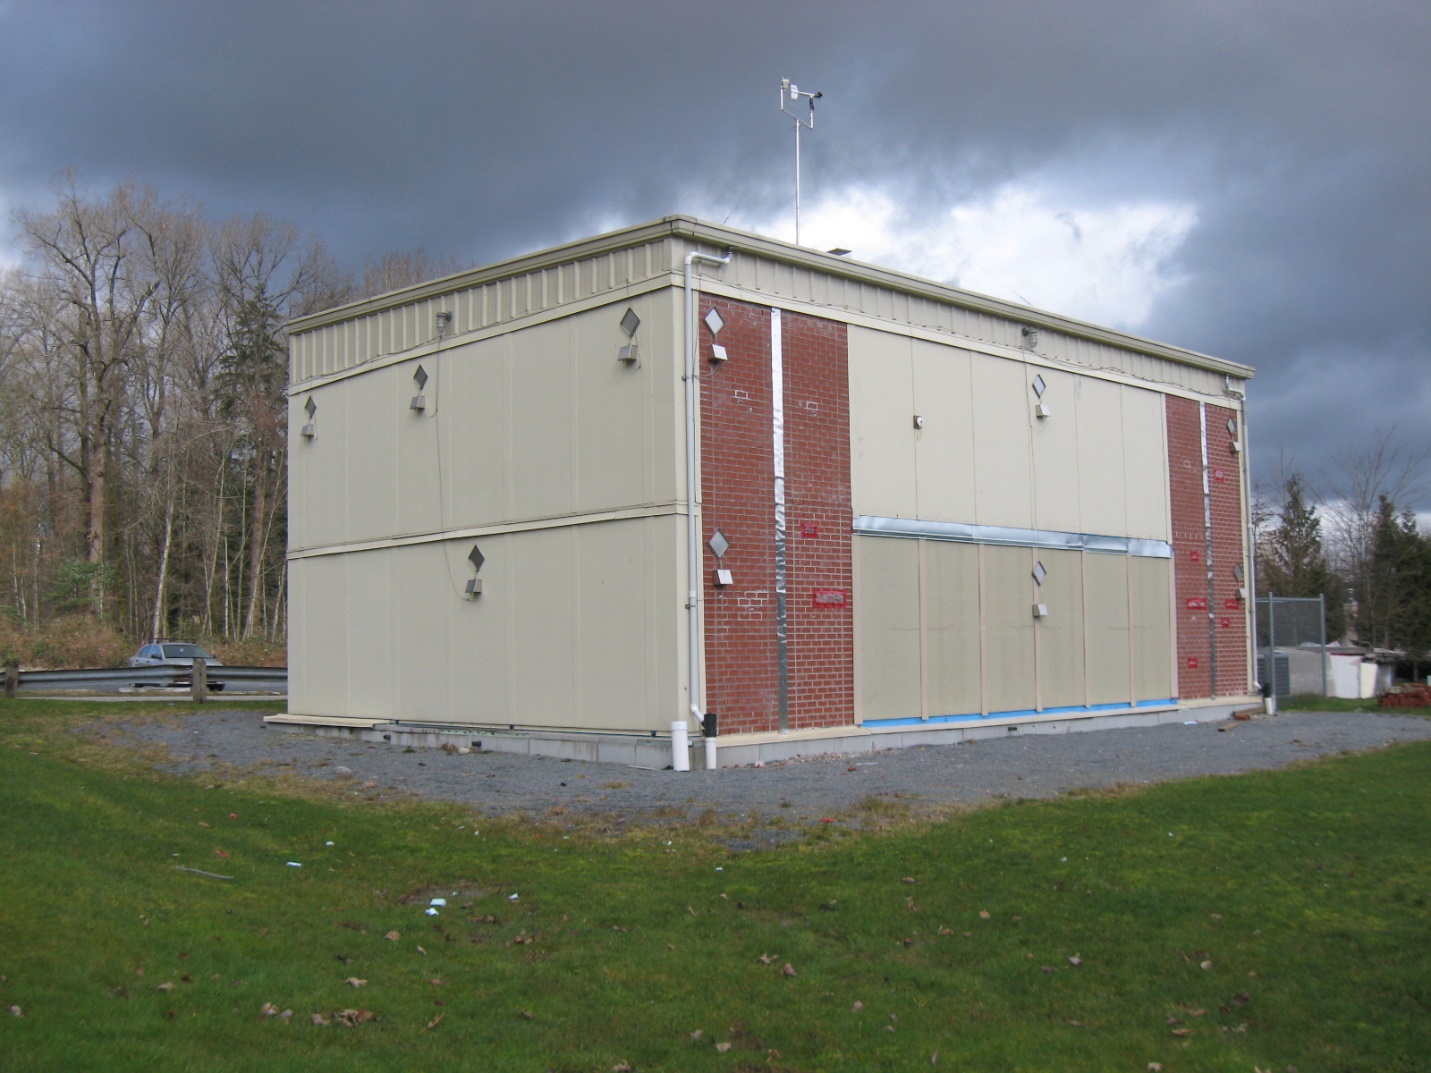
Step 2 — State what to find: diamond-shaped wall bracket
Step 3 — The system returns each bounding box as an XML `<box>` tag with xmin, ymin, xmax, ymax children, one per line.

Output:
<box><xmin>413</xmin><ymin>365</ymin><xmax>429</xmax><ymax>391</ymax></box>
<box><xmin>304</xmin><ymin>396</ymin><xmax>317</xmax><ymax>420</ymax></box>
<box><xmin>1032</xmin><ymin>560</ymin><xmax>1048</xmax><ymax>586</ymax></box>
<box><xmin>704</xmin><ymin>307</ymin><xmax>725</xmax><ymax>336</ymax></box>
<box><xmin>708</xmin><ymin>529</ymin><xmax>730</xmax><ymax>560</ymax></box>
<box><xmin>1233</xmin><ymin>563</ymin><xmax>1245</xmax><ymax>582</ymax></box>
<box><xmin>1226</xmin><ymin>417</ymin><xmax>1238</xmax><ymax>436</ymax></box>
<box><xmin>1031</xmin><ymin>374</ymin><xmax>1047</xmax><ymax>398</ymax></box>
<box><xmin>468</xmin><ymin>544</ymin><xmax>485</xmax><ymax>573</ymax></box>
<box><xmin>620</xmin><ymin>308</ymin><xmax>641</xmax><ymax>339</ymax></box>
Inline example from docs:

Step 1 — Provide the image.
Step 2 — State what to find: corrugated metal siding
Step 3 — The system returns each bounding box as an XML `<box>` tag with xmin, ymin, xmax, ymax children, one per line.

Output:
<box><xmin>291</xmin><ymin>228</ymin><xmax>1232</xmax><ymax>399</ymax></box>
<box><xmin>291</xmin><ymin>237</ymin><xmax>683</xmax><ymax>384</ymax></box>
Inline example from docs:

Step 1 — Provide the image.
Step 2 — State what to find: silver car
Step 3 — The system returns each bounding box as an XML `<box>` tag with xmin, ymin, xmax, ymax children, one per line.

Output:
<box><xmin>127</xmin><ymin>642</ymin><xmax>223</xmax><ymax>668</ymax></box>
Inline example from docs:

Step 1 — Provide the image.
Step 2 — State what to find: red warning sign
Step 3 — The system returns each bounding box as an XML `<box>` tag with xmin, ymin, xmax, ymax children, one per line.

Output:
<box><xmin>1213</xmin><ymin>468</ymin><xmax>1226</xmax><ymax>483</ymax></box>
<box><xmin>1186</xmin><ymin>597</ymin><xmax>1209</xmax><ymax>611</ymax></box>
<box><xmin>1220</xmin><ymin>617</ymin><xmax>1231</xmax><ymax>629</ymax></box>
<box><xmin>801</xmin><ymin>521</ymin><xmax>819</xmax><ymax>538</ymax></box>
<box><xmin>1190</xmin><ymin>550</ymin><xmax>1200</xmax><ymax>562</ymax></box>
<box><xmin>811</xmin><ymin>588</ymin><xmax>847</xmax><ymax>608</ymax></box>
<box><xmin>1186</xmin><ymin>657</ymin><xmax>1199</xmax><ymax>669</ymax></box>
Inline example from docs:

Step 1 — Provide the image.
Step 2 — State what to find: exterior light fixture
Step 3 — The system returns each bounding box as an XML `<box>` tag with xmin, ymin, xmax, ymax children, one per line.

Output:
<box><xmin>300</xmin><ymin>396</ymin><xmax>317</xmax><ymax>439</ymax></box>
<box><xmin>465</xmin><ymin>543</ymin><xmax>485</xmax><ymax>597</ymax></box>
<box><xmin>411</xmin><ymin>365</ymin><xmax>428</xmax><ymax>411</ymax></box>
<box><xmin>435</xmin><ymin>311</ymin><xmax>453</xmax><ymax>337</ymax></box>
<box><xmin>1022</xmin><ymin>326</ymin><xmax>1039</xmax><ymax>349</ymax></box>
<box><xmin>618</xmin><ymin>307</ymin><xmax>640</xmax><ymax>365</ymax></box>
<box><xmin>710</xmin><ymin>343</ymin><xmax>728</xmax><ymax>363</ymax></box>
<box><xmin>1033</xmin><ymin>603</ymin><xmax>1050</xmax><ymax>618</ymax></box>
<box><xmin>912</xmin><ymin>415</ymin><xmax>925</xmax><ymax>430</ymax></box>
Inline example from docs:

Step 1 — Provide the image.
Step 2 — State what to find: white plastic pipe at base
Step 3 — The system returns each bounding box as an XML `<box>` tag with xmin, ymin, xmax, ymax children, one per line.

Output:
<box><xmin>705</xmin><ymin>737</ymin><xmax>718</xmax><ymax>771</ymax></box>
<box><xmin>671</xmin><ymin>721</ymin><xmax>690</xmax><ymax>772</ymax></box>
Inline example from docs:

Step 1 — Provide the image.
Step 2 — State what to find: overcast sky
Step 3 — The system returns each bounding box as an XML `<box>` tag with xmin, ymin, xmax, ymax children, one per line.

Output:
<box><xmin>2</xmin><ymin>1</ymin><xmax>1428</xmax><ymax>507</ymax></box>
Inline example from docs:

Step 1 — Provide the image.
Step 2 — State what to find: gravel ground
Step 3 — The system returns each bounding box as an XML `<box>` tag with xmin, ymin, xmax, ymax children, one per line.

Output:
<box><xmin>113</xmin><ymin>708</ymin><xmax>1431</xmax><ymax>828</ymax></box>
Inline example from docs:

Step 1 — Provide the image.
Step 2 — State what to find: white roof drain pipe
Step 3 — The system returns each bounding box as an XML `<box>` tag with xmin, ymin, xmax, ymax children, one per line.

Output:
<box><xmin>682</xmin><ymin>246</ymin><xmax>732</xmax><ymax>771</ymax></box>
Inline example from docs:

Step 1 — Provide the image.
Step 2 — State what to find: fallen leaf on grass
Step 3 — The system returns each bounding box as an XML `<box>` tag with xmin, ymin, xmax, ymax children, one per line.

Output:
<box><xmin>426</xmin><ymin>1012</ymin><xmax>444</xmax><ymax>1030</ymax></box>
<box><xmin>260</xmin><ymin>1002</ymin><xmax>280</xmax><ymax>1018</ymax></box>
<box><xmin>902</xmin><ymin>877</ymin><xmax>915</xmax><ymax>884</ymax></box>
<box><xmin>416</xmin><ymin>946</ymin><xmax>427</xmax><ymax>955</ymax></box>
<box><xmin>9</xmin><ymin>1006</ymin><xmax>22</xmax><ymax>1018</ymax></box>
<box><xmin>1200</xmin><ymin>960</ymin><xmax>1214</xmax><ymax>970</ymax></box>
<box><xmin>937</xmin><ymin>927</ymin><xmax>953</xmax><ymax>936</ymax></box>
<box><xmin>689</xmin><ymin>1029</ymin><xmax>704</xmax><ymax>1041</ymax></box>
<box><xmin>333</xmin><ymin>1008</ymin><xmax>377</xmax><ymax>1026</ymax></box>
<box><xmin>1068</xmin><ymin>955</ymin><xmax>1082</xmax><ymax>966</ymax></box>
<box><xmin>383</xmin><ymin>931</ymin><xmax>400</xmax><ymax>942</ymax></box>
<box><xmin>518</xmin><ymin>1009</ymin><xmax>533</xmax><ymax>1020</ymax></box>
<box><xmin>612</xmin><ymin>1064</ymin><xmax>632</xmax><ymax>1072</ymax></box>
<box><xmin>157</xmin><ymin>982</ymin><xmax>176</xmax><ymax>993</ymax></box>
<box><xmin>1040</xmin><ymin>966</ymin><xmax>1056</xmax><ymax>973</ymax></box>
<box><xmin>782</xmin><ymin>963</ymin><xmax>797</xmax><ymax>977</ymax></box>
<box><xmin>1171</xmin><ymin>1028</ymin><xmax>1191</xmax><ymax>1037</ymax></box>
<box><xmin>979</xmin><ymin>910</ymin><xmax>991</xmax><ymax>920</ymax></box>
<box><xmin>311</xmin><ymin>1014</ymin><xmax>330</xmax><ymax>1026</ymax></box>
<box><xmin>852</xmin><ymin>1001</ymin><xmax>863</xmax><ymax>1011</ymax></box>
<box><xmin>757</xmin><ymin>953</ymin><xmax>776</xmax><ymax>965</ymax></box>
<box><xmin>714</xmin><ymin>1042</ymin><xmax>732</xmax><ymax>1053</ymax></box>
<box><xmin>906</xmin><ymin>898</ymin><xmax>918</xmax><ymax>911</ymax></box>
<box><xmin>1147</xmin><ymin>1064</ymin><xmax>1163</xmax><ymax>1072</ymax></box>
<box><xmin>345</xmin><ymin>978</ymin><xmax>367</xmax><ymax>988</ymax></box>
<box><xmin>213</xmin><ymin>849</ymin><xmax>230</xmax><ymax>859</ymax></box>
<box><xmin>427</xmin><ymin>978</ymin><xmax>444</xmax><ymax>986</ymax></box>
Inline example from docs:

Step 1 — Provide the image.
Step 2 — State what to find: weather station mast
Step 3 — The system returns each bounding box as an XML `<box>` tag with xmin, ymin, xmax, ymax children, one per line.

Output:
<box><xmin>780</xmin><ymin>78</ymin><xmax>822</xmax><ymax>245</ymax></box>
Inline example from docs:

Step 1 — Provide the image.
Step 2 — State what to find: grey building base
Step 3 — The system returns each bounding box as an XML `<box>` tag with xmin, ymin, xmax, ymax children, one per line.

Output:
<box><xmin>266</xmin><ymin>699</ymin><xmax>1257</xmax><ymax>769</ymax></box>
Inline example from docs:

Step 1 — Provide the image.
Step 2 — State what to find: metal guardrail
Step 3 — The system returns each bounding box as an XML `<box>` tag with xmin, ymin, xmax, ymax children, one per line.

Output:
<box><xmin>4</xmin><ymin>665</ymin><xmax>287</xmax><ymax>696</ymax></box>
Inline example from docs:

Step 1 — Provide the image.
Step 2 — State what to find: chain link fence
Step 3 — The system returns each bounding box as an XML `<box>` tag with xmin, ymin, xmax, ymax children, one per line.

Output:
<box><xmin>1256</xmin><ymin>594</ymin><xmax>1327</xmax><ymax>697</ymax></box>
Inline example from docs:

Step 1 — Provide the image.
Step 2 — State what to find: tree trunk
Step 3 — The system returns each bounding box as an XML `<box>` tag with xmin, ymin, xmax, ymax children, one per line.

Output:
<box><xmin>150</xmin><ymin>494</ymin><xmax>174</xmax><ymax>641</ymax></box>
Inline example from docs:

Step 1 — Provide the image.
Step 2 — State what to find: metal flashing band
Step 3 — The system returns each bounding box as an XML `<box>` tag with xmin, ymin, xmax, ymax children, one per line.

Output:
<box><xmin>852</xmin><ymin>516</ymin><xmax>1172</xmax><ymax>559</ymax></box>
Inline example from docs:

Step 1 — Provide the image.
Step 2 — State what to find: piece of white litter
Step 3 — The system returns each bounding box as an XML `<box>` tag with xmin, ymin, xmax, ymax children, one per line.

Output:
<box><xmin>508</xmin><ymin>893</ymin><xmax>519</xmax><ymax>901</ymax></box>
<box><xmin>1184</xmin><ymin>720</ymin><xmax>1197</xmax><ymax>725</ymax></box>
<box><xmin>425</xmin><ymin>907</ymin><xmax>439</xmax><ymax>916</ymax></box>
<box><xmin>325</xmin><ymin>841</ymin><xmax>335</xmax><ymax>846</ymax></box>
<box><xmin>286</xmin><ymin>862</ymin><xmax>302</xmax><ymax>868</ymax></box>
<box><xmin>715</xmin><ymin>867</ymin><xmax>723</xmax><ymax>872</ymax></box>
<box><xmin>429</xmin><ymin>898</ymin><xmax>447</xmax><ymax>907</ymax></box>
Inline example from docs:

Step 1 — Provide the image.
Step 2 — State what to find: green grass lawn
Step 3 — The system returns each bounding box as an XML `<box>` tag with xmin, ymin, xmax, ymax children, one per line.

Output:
<box><xmin>1</xmin><ymin>701</ymin><xmax>1428</xmax><ymax>1072</ymax></box>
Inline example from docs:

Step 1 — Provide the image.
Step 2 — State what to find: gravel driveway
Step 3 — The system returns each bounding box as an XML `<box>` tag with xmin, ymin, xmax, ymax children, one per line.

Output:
<box><xmin>115</xmin><ymin>708</ymin><xmax>1431</xmax><ymax>828</ymax></box>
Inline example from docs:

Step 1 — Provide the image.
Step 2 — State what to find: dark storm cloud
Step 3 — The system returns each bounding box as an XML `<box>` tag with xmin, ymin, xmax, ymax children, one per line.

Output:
<box><xmin>2</xmin><ymin>0</ymin><xmax>1428</xmax><ymax>502</ymax></box>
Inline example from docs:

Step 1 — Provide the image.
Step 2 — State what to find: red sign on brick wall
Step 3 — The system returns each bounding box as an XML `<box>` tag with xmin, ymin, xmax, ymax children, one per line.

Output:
<box><xmin>811</xmin><ymin>588</ymin><xmax>847</xmax><ymax>608</ymax></box>
<box><xmin>1186</xmin><ymin>597</ymin><xmax>1209</xmax><ymax>611</ymax></box>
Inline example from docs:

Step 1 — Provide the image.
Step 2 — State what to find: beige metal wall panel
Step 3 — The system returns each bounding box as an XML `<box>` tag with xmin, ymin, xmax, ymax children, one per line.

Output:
<box><xmin>983</xmin><ymin>545</ymin><xmax>1037</xmax><ymax>712</ymax></box>
<box><xmin>857</xmin><ymin>536</ymin><xmax>923</xmax><ymax>719</ymax></box>
<box><xmin>911</xmin><ymin>340</ymin><xmax>977</xmax><ymax>523</ymax></box>
<box><xmin>923</xmin><ymin>540</ymin><xmax>982</xmax><ymax>717</ymax></box>
<box><xmin>508</xmin><ymin>323</ymin><xmax>577</xmax><ymax>522</ymax></box>
<box><xmin>344</xmin><ymin>550</ymin><xmax>395</xmax><ymax>718</ymax></box>
<box><xmin>339</xmin><ymin>367</ymin><xmax>402</xmax><ymax>544</ymax></box>
<box><xmin>397</xmin><ymin>363</ymin><xmax>444</xmax><ymax>538</ymax></box>
<box><xmin>1129</xmin><ymin>556</ymin><xmax>1175</xmax><ymax>700</ymax></box>
<box><xmin>970</xmin><ymin>355</ymin><xmax>1034</xmax><ymax>529</ymax></box>
<box><xmin>1073</xmin><ymin>376</ymin><xmax>1128</xmax><ymax>536</ymax></box>
<box><xmin>288</xmin><ymin>555</ymin><xmax>348</xmax><ymax>715</ymax></box>
<box><xmin>576</xmin><ymin>519</ymin><xmax>659</xmax><ymax>728</ymax></box>
<box><xmin>847</xmin><ymin>327</ymin><xmax>918</xmax><ymax>519</ymax></box>
<box><xmin>443</xmin><ymin>334</ymin><xmax>514</xmax><ymax>527</ymax></box>
<box><xmin>510</xmin><ymin>525</ymin><xmax>579</xmax><ymax>722</ymax></box>
<box><xmin>1036</xmin><ymin>548</ymin><xmax>1085</xmax><ymax>708</ymax></box>
<box><xmin>574</xmin><ymin>299</ymin><xmax>669</xmax><ymax>513</ymax></box>
<box><xmin>444</xmin><ymin>535</ymin><xmax>514</xmax><ymax>726</ymax></box>
<box><xmin>1084</xmin><ymin>552</ymin><xmax>1133</xmax><ymax>705</ymax></box>
<box><xmin>1121</xmin><ymin>386</ymin><xmax>1171</xmax><ymax>540</ymax></box>
<box><xmin>299</xmin><ymin>386</ymin><xmax>356</xmax><ymax>551</ymax></box>
<box><xmin>1029</xmin><ymin>368</ymin><xmax>1081</xmax><ymax>533</ymax></box>
<box><xmin>395</xmin><ymin>545</ymin><xmax>454</xmax><ymax>719</ymax></box>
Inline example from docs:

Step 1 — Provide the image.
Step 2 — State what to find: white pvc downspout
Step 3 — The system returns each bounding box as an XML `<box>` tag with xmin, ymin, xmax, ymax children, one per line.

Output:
<box><xmin>682</xmin><ymin>246</ymin><xmax>732</xmax><ymax>770</ymax></box>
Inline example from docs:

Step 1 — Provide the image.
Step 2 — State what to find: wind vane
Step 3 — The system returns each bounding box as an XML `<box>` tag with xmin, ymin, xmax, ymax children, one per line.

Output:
<box><xmin>780</xmin><ymin>79</ymin><xmax>823</xmax><ymax>245</ymax></box>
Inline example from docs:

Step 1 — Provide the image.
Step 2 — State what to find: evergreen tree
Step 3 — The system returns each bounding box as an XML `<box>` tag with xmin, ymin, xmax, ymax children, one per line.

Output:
<box><xmin>1257</xmin><ymin>475</ymin><xmax>1347</xmax><ymax>640</ymax></box>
